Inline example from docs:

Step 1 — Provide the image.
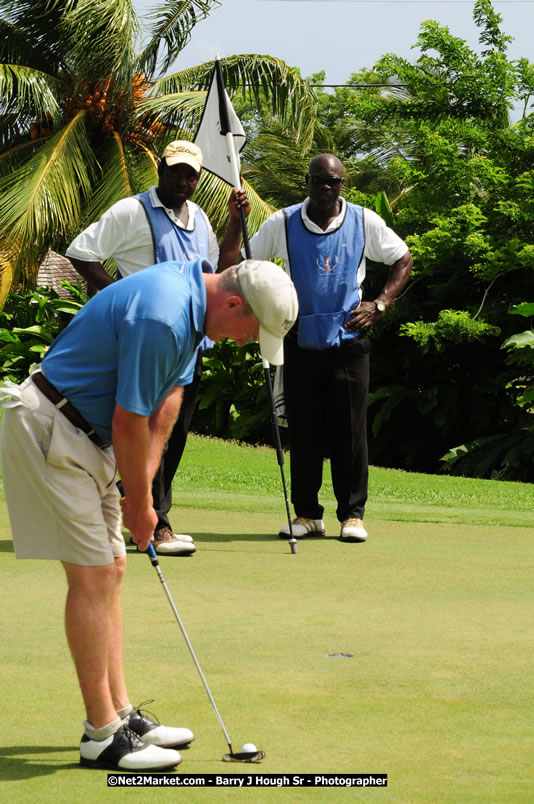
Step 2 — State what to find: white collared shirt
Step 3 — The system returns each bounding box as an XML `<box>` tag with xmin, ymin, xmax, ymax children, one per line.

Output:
<box><xmin>244</xmin><ymin>197</ymin><xmax>408</xmax><ymax>272</ymax></box>
<box><xmin>66</xmin><ymin>186</ymin><xmax>219</xmax><ymax>276</ymax></box>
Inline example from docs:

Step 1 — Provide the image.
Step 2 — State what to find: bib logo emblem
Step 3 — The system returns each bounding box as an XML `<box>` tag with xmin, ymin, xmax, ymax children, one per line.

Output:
<box><xmin>317</xmin><ymin>255</ymin><xmax>338</xmax><ymax>274</ymax></box>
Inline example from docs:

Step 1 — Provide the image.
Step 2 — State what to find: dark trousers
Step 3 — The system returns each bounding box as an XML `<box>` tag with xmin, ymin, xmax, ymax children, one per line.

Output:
<box><xmin>283</xmin><ymin>336</ymin><xmax>370</xmax><ymax>523</ymax></box>
<box><xmin>152</xmin><ymin>352</ymin><xmax>203</xmax><ymax>530</ymax></box>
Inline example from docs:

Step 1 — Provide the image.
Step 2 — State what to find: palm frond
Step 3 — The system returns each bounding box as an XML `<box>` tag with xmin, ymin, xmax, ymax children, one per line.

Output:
<box><xmin>0</xmin><ymin>1</ymin><xmax>76</xmax><ymax>75</ymax></box>
<box><xmin>152</xmin><ymin>55</ymin><xmax>317</xmax><ymax>148</ymax></box>
<box><xmin>0</xmin><ymin>19</ymin><xmax>40</xmax><ymax>67</ymax></box>
<box><xmin>135</xmin><ymin>90</ymin><xmax>207</xmax><ymax>135</ymax></box>
<box><xmin>0</xmin><ymin>138</ymin><xmax>45</xmax><ymax>175</ymax></box>
<box><xmin>84</xmin><ymin>136</ymin><xmax>158</xmax><ymax>224</ymax></box>
<box><xmin>129</xmin><ymin>142</ymin><xmax>159</xmax><ymax>189</ymax></box>
<box><xmin>0</xmin><ymin>110</ymin><xmax>98</xmax><ymax>277</ymax></box>
<box><xmin>136</xmin><ymin>0</ymin><xmax>221</xmax><ymax>78</ymax></box>
<box><xmin>243</xmin><ymin>123</ymin><xmax>313</xmax><ymax>208</ymax></box>
<box><xmin>62</xmin><ymin>0</ymin><xmax>140</xmax><ymax>92</ymax></box>
<box><xmin>192</xmin><ymin>172</ymin><xmax>275</xmax><ymax>241</ymax></box>
<box><xmin>0</xmin><ymin>64</ymin><xmax>62</xmax><ymax>137</ymax></box>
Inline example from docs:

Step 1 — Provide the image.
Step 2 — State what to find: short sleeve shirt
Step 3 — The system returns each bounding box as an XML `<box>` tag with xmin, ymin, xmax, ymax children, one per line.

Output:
<box><xmin>41</xmin><ymin>260</ymin><xmax>207</xmax><ymax>442</ymax></box>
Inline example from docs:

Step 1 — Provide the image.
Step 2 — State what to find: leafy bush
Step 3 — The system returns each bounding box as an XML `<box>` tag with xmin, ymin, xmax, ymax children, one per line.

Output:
<box><xmin>192</xmin><ymin>340</ymin><xmax>276</xmax><ymax>446</ymax></box>
<box><xmin>0</xmin><ymin>282</ymin><xmax>86</xmax><ymax>382</ymax></box>
<box><xmin>441</xmin><ymin>303</ymin><xmax>534</xmax><ymax>480</ymax></box>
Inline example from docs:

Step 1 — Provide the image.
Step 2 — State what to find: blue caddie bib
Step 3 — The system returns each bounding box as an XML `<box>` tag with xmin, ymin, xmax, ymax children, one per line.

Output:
<box><xmin>136</xmin><ymin>190</ymin><xmax>213</xmax><ymax>350</ymax></box>
<box><xmin>284</xmin><ymin>202</ymin><xmax>365</xmax><ymax>350</ymax></box>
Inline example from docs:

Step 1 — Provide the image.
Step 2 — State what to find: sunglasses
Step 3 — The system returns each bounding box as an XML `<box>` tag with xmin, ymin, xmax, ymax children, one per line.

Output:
<box><xmin>307</xmin><ymin>174</ymin><xmax>344</xmax><ymax>187</ymax></box>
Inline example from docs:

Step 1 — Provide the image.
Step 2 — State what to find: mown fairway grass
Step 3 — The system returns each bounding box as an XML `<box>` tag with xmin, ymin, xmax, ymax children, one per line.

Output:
<box><xmin>1</xmin><ymin>434</ymin><xmax>533</xmax><ymax>802</ymax></box>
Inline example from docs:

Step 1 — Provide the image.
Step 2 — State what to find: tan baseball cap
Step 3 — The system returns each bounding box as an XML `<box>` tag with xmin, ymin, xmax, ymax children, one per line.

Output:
<box><xmin>161</xmin><ymin>140</ymin><xmax>203</xmax><ymax>173</ymax></box>
<box><xmin>237</xmin><ymin>260</ymin><xmax>298</xmax><ymax>365</ymax></box>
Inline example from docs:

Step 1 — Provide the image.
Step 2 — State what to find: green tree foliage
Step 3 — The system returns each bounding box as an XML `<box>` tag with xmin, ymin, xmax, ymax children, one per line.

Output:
<box><xmin>207</xmin><ymin>2</ymin><xmax>534</xmax><ymax>473</ymax></box>
<box><xmin>194</xmin><ymin>340</ymin><xmax>273</xmax><ymax>445</ymax></box>
<box><xmin>0</xmin><ymin>0</ymin><xmax>316</xmax><ymax>293</ymax></box>
<box><xmin>441</xmin><ymin>303</ymin><xmax>534</xmax><ymax>480</ymax></box>
<box><xmin>238</xmin><ymin>70</ymin><xmax>396</xmax><ymax>208</ymax></box>
<box><xmin>311</xmin><ymin>0</ymin><xmax>534</xmax><ymax>476</ymax></box>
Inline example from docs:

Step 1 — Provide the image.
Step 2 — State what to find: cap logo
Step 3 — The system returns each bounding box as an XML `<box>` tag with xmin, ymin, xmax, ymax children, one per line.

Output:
<box><xmin>172</xmin><ymin>145</ymin><xmax>198</xmax><ymax>157</ymax></box>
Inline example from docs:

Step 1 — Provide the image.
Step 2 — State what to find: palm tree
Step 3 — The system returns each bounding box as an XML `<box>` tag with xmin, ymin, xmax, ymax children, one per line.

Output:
<box><xmin>0</xmin><ymin>0</ymin><xmax>316</xmax><ymax>303</ymax></box>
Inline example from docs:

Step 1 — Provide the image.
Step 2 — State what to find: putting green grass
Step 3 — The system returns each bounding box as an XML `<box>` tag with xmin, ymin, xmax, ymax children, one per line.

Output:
<box><xmin>1</xmin><ymin>435</ymin><xmax>533</xmax><ymax>802</ymax></box>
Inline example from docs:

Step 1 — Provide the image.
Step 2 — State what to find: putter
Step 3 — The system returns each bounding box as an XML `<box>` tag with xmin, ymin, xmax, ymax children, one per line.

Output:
<box><xmin>145</xmin><ymin>542</ymin><xmax>265</xmax><ymax>763</ymax></box>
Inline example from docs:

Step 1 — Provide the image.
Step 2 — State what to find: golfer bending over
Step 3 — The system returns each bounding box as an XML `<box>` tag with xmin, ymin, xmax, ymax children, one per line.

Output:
<box><xmin>0</xmin><ymin>258</ymin><xmax>297</xmax><ymax>772</ymax></box>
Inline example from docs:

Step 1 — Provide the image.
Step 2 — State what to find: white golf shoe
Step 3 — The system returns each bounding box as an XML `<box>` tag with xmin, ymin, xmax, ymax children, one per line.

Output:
<box><xmin>340</xmin><ymin>518</ymin><xmax>368</xmax><ymax>542</ymax></box>
<box><xmin>279</xmin><ymin>517</ymin><xmax>325</xmax><ymax>538</ymax></box>
<box><xmin>124</xmin><ymin>704</ymin><xmax>195</xmax><ymax>748</ymax></box>
<box><xmin>153</xmin><ymin>526</ymin><xmax>196</xmax><ymax>556</ymax></box>
<box><xmin>80</xmin><ymin>724</ymin><xmax>181</xmax><ymax>770</ymax></box>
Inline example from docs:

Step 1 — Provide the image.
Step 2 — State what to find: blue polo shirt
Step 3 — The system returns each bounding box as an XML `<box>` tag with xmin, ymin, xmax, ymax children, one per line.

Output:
<box><xmin>42</xmin><ymin>259</ymin><xmax>207</xmax><ymax>442</ymax></box>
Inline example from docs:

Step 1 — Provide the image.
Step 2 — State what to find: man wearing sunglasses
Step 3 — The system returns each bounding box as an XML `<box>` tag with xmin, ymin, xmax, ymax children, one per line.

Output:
<box><xmin>245</xmin><ymin>153</ymin><xmax>413</xmax><ymax>543</ymax></box>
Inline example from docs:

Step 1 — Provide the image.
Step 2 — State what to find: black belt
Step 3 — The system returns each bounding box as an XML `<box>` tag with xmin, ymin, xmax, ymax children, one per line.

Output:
<box><xmin>31</xmin><ymin>371</ymin><xmax>111</xmax><ymax>449</ymax></box>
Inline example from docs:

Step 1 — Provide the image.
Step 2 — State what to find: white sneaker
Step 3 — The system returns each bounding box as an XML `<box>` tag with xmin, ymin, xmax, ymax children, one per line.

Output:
<box><xmin>125</xmin><ymin>704</ymin><xmax>195</xmax><ymax>748</ymax></box>
<box><xmin>172</xmin><ymin>533</ymin><xmax>194</xmax><ymax>543</ymax></box>
<box><xmin>131</xmin><ymin>533</ymin><xmax>194</xmax><ymax>544</ymax></box>
<box><xmin>80</xmin><ymin>724</ymin><xmax>181</xmax><ymax>770</ymax></box>
<box><xmin>279</xmin><ymin>517</ymin><xmax>325</xmax><ymax>538</ymax></box>
<box><xmin>153</xmin><ymin>526</ymin><xmax>196</xmax><ymax>556</ymax></box>
<box><xmin>340</xmin><ymin>518</ymin><xmax>368</xmax><ymax>542</ymax></box>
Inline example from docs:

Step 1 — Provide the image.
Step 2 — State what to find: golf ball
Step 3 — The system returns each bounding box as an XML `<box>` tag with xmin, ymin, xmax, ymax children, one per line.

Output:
<box><xmin>241</xmin><ymin>743</ymin><xmax>257</xmax><ymax>754</ymax></box>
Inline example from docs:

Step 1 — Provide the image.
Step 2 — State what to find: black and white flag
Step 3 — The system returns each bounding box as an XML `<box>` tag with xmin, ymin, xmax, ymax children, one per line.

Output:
<box><xmin>195</xmin><ymin>60</ymin><xmax>246</xmax><ymax>186</ymax></box>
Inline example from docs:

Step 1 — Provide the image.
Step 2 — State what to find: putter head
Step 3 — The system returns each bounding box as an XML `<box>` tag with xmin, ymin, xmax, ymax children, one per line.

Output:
<box><xmin>222</xmin><ymin>750</ymin><xmax>265</xmax><ymax>763</ymax></box>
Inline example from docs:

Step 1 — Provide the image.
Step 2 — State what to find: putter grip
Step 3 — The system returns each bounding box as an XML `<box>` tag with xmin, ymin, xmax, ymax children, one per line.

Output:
<box><xmin>147</xmin><ymin>542</ymin><xmax>159</xmax><ymax>565</ymax></box>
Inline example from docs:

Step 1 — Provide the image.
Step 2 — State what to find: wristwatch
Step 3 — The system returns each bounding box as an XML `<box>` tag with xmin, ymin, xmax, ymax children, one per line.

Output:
<box><xmin>375</xmin><ymin>300</ymin><xmax>387</xmax><ymax>314</ymax></box>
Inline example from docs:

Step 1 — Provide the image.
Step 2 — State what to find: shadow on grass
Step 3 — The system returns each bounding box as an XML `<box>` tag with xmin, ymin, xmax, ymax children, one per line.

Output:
<box><xmin>176</xmin><ymin>532</ymin><xmax>280</xmax><ymax>543</ymax></box>
<box><xmin>0</xmin><ymin>746</ymin><xmax>78</xmax><ymax>779</ymax></box>
<box><xmin>124</xmin><ymin>532</ymin><xmax>303</xmax><ymax>557</ymax></box>
<box><xmin>123</xmin><ymin>531</ymin><xmax>283</xmax><ymax>548</ymax></box>
<box><xmin>0</xmin><ymin>539</ymin><xmax>13</xmax><ymax>553</ymax></box>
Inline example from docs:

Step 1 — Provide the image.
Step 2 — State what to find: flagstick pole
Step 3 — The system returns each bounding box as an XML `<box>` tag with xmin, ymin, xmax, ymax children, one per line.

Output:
<box><xmin>217</xmin><ymin>66</ymin><xmax>296</xmax><ymax>554</ymax></box>
<box><xmin>224</xmin><ymin>136</ymin><xmax>297</xmax><ymax>555</ymax></box>
<box><xmin>223</xmin><ymin>132</ymin><xmax>252</xmax><ymax>258</ymax></box>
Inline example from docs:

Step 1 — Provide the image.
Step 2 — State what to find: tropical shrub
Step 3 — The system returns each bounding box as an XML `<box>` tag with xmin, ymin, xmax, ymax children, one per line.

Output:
<box><xmin>192</xmin><ymin>340</ymin><xmax>276</xmax><ymax>446</ymax></box>
<box><xmin>325</xmin><ymin>1</ymin><xmax>534</xmax><ymax>474</ymax></box>
<box><xmin>0</xmin><ymin>282</ymin><xmax>86</xmax><ymax>382</ymax></box>
<box><xmin>441</xmin><ymin>303</ymin><xmax>534</xmax><ymax>480</ymax></box>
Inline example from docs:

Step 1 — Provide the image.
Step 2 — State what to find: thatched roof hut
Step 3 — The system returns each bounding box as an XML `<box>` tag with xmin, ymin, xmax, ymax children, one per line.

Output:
<box><xmin>37</xmin><ymin>251</ymin><xmax>87</xmax><ymax>298</ymax></box>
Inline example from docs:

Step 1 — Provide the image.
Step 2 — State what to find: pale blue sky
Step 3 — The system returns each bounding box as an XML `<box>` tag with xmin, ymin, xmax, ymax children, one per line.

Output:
<box><xmin>135</xmin><ymin>0</ymin><xmax>532</xmax><ymax>86</ymax></box>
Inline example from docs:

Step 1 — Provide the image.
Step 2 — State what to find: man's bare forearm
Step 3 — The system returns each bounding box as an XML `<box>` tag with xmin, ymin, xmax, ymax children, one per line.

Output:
<box><xmin>147</xmin><ymin>386</ymin><xmax>184</xmax><ymax>479</ymax></box>
<box><xmin>68</xmin><ymin>256</ymin><xmax>115</xmax><ymax>291</ymax></box>
<box><xmin>112</xmin><ymin>388</ymin><xmax>184</xmax><ymax>550</ymax></box>
<box><xmin>345</xmin><ymin>250</ymin><xmax>414</xmax><ymax>332</ymax></box>
<box><xmin>375</xmin><ymin>250</ymin><xmax>414</xmax><ymax>306</ymax></box>
<box><xmin>217</xmin><ymin>188</ymin><xmax>250</xmax><ymax>272</ymax></box>
<box><xmin>112</xmin><ymin>405</ymin><xmax>156</xmax><ymax>550</ymax></box>
<box><xmin>217</xmin><ymin>217</ymin><xmax>244</xmax><ymax>271</ymax></box>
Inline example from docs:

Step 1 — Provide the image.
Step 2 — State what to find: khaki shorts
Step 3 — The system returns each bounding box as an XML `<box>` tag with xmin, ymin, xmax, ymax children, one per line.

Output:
<box><xmin>0</xmin><ymin>377</ymin><xmax>125</xmax><ymax>566</ymax></box>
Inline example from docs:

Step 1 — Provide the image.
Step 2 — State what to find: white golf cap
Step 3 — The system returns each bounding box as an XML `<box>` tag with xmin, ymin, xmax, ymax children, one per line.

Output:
<box><xmin>237</xmin><ymin>260</ymin><xmax>298</xmax><ymax>365</ymax></box>
<box><xmin>161</xmin><ymin>140</ymin><xmax>203</xmax><ymax>173</ymax></box>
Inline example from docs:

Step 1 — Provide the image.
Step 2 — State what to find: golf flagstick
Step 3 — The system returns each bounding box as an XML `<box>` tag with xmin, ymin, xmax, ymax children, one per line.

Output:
<box><xmin>208</xmin><ymin>57</ymin><xmax>297</xmax><ymax>555</ymax></box>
